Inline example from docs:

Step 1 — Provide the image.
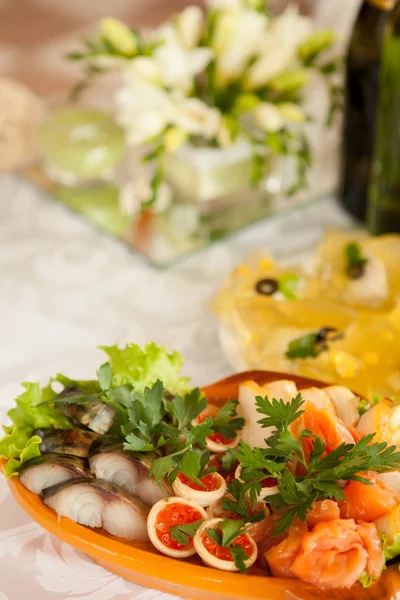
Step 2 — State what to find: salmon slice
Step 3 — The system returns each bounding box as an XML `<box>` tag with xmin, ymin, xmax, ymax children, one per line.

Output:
<box><xmin>357</xmin><ymin>522</ymin><xmax>385</xmax><ymax>580</ymax></box>
<box><xmin>306</xmin><ymin>500</ymin><xmax>340</xmax><ymax>529</ymax></box>
<box><xmin>292</xmin><ymin>402</ymin><xmax>356</xmax><ymax>460</ymax></box>
<box><xmin>339</xmin><ymin>471</ymin><xmax>398</xmax><ymax>522</ymax></box>
<box><xmin>264</xmin><ymin>521</ymin><xmax>308</xmax><ymax>578</ymax></box>
<box><xmin>290</xmin><ymin>519</ymin><xmax>368</xmax><ymax>589</ymax></box>
<box><xmin>256</xmin><ymin>514</ymin><xmax>288</xmax><ymax>569</ymax></box>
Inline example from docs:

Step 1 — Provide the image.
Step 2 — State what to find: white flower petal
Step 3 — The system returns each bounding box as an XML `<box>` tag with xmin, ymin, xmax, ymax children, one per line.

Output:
<box><xmin>127</xmin><ymin>56</ymin><xmax>163</xmax><ymax>85</ymax></box>
<box><xmin>119</xmin><ymin>178</ymin><xmax>151</xmax><ymax>217</ymax></box>
<box><xmin>171</xmin><ymin>97</ymin><xmax>221</xmax><ymax>139</ymax></box>
<box><xmin>176</xmin><ymin>6</ymin><xmax>204</xmax><ymax>49</ymax></box>
<box><xmin>206</xmin><ymin>0</ymin><xmax>242</xmax><ymax>8</ymax></box>
<box><xmin>115</xmin><ymin>74</ymin><xmax>171</xmax><ymax>145</ymax></box>
<box><xmin>153</xmin><ymin>183</ymin><xmax>173</xmax><ymax>213</ymax></box>
<box><xmin>213</xmin><ymin>9</ymin><xmax>268</xmax><ymax>82</ymax></box>
<box><xmin>154</xmin><ymin>25</ymin><xmax>213</xmax><ymax>92</ymax></box>
<box><xmin>246</xmin><ymin>5</ymin><xmax>313</xmax><ymax>89</ymax></box>
<box><xmin>254</xmin><ymin>102</ymin><xmax>283</xmax><ymax>132</ymax></box>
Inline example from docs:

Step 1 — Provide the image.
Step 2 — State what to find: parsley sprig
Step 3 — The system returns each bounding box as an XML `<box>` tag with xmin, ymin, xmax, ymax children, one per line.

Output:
<box><xmin>46</xmin><ymin>363</ymin><xmax>243</xmax><ymax>488</ymax></box>
<box><xmin>222</xmin><ymin>479</ymin><xmax>265</xmax><ymax>523</ymax></box>
<box><xmin>205</xmin><ymin>519</ymin><xmax>250</xmax><ymax>573</ymax></box>
<box><xmin>120</xmin><ymin>380</ymin><xmax>243</xmax><ymax>486</ymax></box>
<box><xmin>169</xmin><ymin>519</ymin><xmax>204</xmax><ymax>546</ymax></box>
<box><xmin>236</xmin><ymin>394</ymin><xmax>400</xmax><ymax>535</ymax></box>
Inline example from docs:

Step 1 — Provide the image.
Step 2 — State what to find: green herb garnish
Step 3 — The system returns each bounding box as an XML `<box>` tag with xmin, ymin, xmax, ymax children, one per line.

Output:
<box><xmin>359</xmin><ymin>572</ymin><xmax>373</xmax><ymax>589</ymax></box>
<box><xmin>285</xmin><ymin>333</ymin><xmax>320</xmax><ymax>359</ymax></box>
<box><xmin>278</xmin><ymin>273</ymin><xmax>300</xmax><ymax>301</ymax></box>
<box><xmin>236</xmin><ymin>394</ymin><xmax>400</xmax><ymax>535</ymax></box>
<box><xmin>169</xmin><ymin>519</ymin><xmax>204</xmax><ymax>546</ymax></box>
<box><xmin>345</xmin><ymin>241</ymin><xmax>368</xmax><ymax>278</ymax></box>
<box><xmin>223</xmin><ymin>479</ymin><xmax>265</xmax><ymax>523</ymax></box>
<box><xmin>205</xmin><ymin>519</ymin><xmax>250</xmax><ymax>573</ymax></box>
<box><xmin>358</xmin><ymin>399</ymin><xmax>370</xmax><ymax>417</ymax></box>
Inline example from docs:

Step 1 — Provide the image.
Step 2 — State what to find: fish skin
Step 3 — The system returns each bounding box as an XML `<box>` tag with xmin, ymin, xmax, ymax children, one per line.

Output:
<box><xmin>36</xmin><ymin>428</ymin><xmax>98</xmax><ymax>458</ymax></box>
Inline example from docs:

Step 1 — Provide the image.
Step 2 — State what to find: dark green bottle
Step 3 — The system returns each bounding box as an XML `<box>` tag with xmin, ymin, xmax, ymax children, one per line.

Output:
<box><xmin>340</xmin><ymin>0</ymin><xmax>396</xmax><ymax>222</ymax></box>
<box><xmin>368</xmin><ymin>1</ymin><xmax>400</xmax><ymax>233</ymax></box>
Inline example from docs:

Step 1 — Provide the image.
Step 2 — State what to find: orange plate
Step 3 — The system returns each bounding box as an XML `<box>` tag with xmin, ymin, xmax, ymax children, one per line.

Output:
<box><xmin>3</xmin><ymin>371</ymin><xmax>400</xmax><ymax>600</ymax></box>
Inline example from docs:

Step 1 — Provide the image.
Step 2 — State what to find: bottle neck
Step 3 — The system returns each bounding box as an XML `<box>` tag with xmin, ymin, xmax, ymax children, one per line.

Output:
<box><xmin>366</xmin><ymin>0</ymin><xmax>395</xmax><ymax>9</ymax></box>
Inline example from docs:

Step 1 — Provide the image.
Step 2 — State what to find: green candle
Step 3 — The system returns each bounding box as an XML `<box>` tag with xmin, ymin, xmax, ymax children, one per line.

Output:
<box><xmin>38</xmin><ymin>107</ymin><xmax>126</xmax><ymax>183</ymax></box>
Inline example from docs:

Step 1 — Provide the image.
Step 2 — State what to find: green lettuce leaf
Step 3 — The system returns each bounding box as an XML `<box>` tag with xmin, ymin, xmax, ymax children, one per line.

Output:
<box><xmin>381</xmin><ymin>532</ymin><xmax>400</xmax><ymax>560</ymax></box>
<box><xmin>0</xmin><ymin>382</ymin><xmax>73</xmax><ymax>477</ymax></box>
<box><xmin>358</xmin><ymin>572</ymin><xmax>373</xmax><ymax>588</ymax></box>
<box><xmin>100</xmin><ymin>342</ymin><xmax>191</xmax><ymax>395</ymax></box>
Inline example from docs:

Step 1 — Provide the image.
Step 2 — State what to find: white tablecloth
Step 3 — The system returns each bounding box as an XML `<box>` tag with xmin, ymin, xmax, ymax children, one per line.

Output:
<box><xmin>0</xmin><ymin>174</ymin><xmax>353</xmax><ymax>599</ymax></box>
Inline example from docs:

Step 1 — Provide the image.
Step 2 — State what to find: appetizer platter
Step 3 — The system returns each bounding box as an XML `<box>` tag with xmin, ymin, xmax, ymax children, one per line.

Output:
<box><xmin>2</xmin><ymin>343</ymin><xmax>400</xmax><ymax>599</ymax></box>
<box><xmin>211</xmin><ymin>230</ymin><xmax>400</xmax><ymax>400</ymax></box>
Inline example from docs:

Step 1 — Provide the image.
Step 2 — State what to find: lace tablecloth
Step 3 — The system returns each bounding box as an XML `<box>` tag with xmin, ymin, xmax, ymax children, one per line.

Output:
<box><xmin>0</xmin><ymin>174</ymin><xmax>353</xmax><ymax>599</ymax></box>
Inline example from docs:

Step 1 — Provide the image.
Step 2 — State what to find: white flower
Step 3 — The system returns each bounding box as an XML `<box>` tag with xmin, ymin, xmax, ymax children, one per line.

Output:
<box><xmin>170</xmin><ymin>97</ymin><xmax>221</xmax><ymax>139</ymax></box>
<box><xmin>279</xmin><ymin>102</ymin><xmax>305</xmax><ymax>123</ymax></box>
<box><xmin>254</xmin><ymin>102</ymin><xmax>283</xmax><ymax>132</ymax></box>
<box><xmin>206</xmin><ymin>0</ymin><xmax>242</xmax><ymax>8</ymax></box>
<box><xmin>175</xmin><ymin>6</ymin><xmax>204</xmax><ymax>50</ymax></box>
<box><xmin>115</xmin><ymin>71</ymin><xmax>171</xmax><ymax>145</ymax></box>
<box><xmin>246</xmin><ymin>5</ymin><xmax>313</xmax><ymax>89</ymax></box>
<box><xmin>154</xmin><ymin>24</ymin><xmax>213</xmax><ymax>92</ymax></box>
<box><xmin>120</xmin><ymin>177</ymin><xmax>172</xmax><ymax>217</ymax></box>
<box><xmin>126</xmin><ymin>56</ymin><xmax>163</xmax><ymax>85</ymax></box>
<box><xmin>100</xmin><ymin>18</ymin><xmax>138</xmax><ymax>57</ymax></box>
<box><xmin>212</xmin><ymin>8</ymin><xmax>268</xmax><ymax>83</ymax></box>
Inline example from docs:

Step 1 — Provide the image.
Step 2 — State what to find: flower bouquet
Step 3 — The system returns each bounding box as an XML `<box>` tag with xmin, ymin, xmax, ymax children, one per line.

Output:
<box><xmin>67</xmin><ymin>0</ymin><xmax>339</xmax><ymax>216</ymax></box>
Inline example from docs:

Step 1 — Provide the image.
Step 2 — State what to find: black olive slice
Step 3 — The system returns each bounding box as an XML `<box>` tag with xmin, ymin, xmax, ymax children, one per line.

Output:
<box><xmin>255</xmin><ymin>278</ymin><xmax>279</xmax><ymax>296</ymax></box>
<box><xmin>316</xmin><ymin>327</ymin><xmax>338</xmax><ymax>343</ymax></box>
<box><xmin>347</xmin><ymin>264</ymin><xmax>365</xmax><ymax>279</ymax></box>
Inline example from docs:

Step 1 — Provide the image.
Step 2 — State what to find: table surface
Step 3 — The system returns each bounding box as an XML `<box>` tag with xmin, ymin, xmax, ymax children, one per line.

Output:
<box><xmin>0</xmin><ymin>174</ymin><xmax>354</xmax><ymax>599</ymax></box>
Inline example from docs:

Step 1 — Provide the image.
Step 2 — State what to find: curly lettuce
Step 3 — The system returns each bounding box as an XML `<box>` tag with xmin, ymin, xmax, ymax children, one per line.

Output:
<box><xmin>0</xmin><ymin>382</ymin><xmax>73</xmax><ymax>477</ymax></box>
<box><xmin>381</xmin><ymin>532</ymin><xmax>400</xmax><ymax>561</ymax></box>
<box><xmin>100</xmin><ymin>342</ymin><xmax>191</xmax><ymax>395</ymax></box>
<box><xmin>0</xmin><ymin>342</ymin><xmax>192</xmax><ymax>478</ymax></box>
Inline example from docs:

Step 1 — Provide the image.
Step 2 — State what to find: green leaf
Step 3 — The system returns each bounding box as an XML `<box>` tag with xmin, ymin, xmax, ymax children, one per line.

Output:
<box><xmin>211</xmin><ymin>400</ymin><xmax>244</xmax><ymax>440</ymax></box>
<box><xmin>256</xmin><ymin>393</ymin><xmax>305</xmax><ymax>432</ymax></box>
<box><xmin>229</xmin><ymin>544</ymin><xmax>249</xmax><ymax>574</ymax></box>
<box><xmin>219</xmin><ymin>518</ymin><xmax>247</xmax><ymax>547</ymax></box>
<box><xmin>381</xmin><ymin>532</ymin><xmax>400</xmax><ymax>560</ymax></box>
<box><xmin>149</xmin><ymin>454</ymin><xmax>174</xmax><ymax>484</ymax></box>
<box><xmin>220</xmin><ymin>448</ymin><xmax>238</xmax><ymax>472</ymax></box>
<box><xmin>179</xmin><ymin>451</ymin><xmax>202</xmax><ymax>486</ymax></box>
<box><xmin>357</xmin><ymin>398</ymin><xmax>370</xmax><ymax>417</ymax></box>
<box><xmin>169</xmin><ymin>519</ymin><xmax>204</xmax><ymax>546</ymax></box>
<box><xmin>0</xmin><ymin>382</ymin><xmax>74</xmax><ymax>477</ymax></box>
<box><xmin>100</xmin><ymin>342</ymin><xmax>191</xmax><ymax>395</ymax></box>
<box><xmin>141</xmin><ymin>380</ymin><xmax>165</xmax><ymax>430</ymax></box>
<box><xmin>278</xmin><ymin>273</ymin><xmax>299</xmax><ymax>301</ymax></box>
<box><xmin>0</xmin><ymin>431</ymin><xmax>42</xmax><ymax>478</ymax></box>
<box><xmin>53</xmin><ymin>374</ymin><xmax>100</xmax><ymax>395</ymax></box>
<box><xmin>285</xmin><ymin>333</ymin><xmax>320</xmax><ymax>360</ymax></box>
<box><xmin>269</xmin><ymin>69</ymin><xmax>309</xmax><ymax>93</ymax></box>
<box><xmin>97</xmin><ymin>362</ymin><xmax>112</xmax><ymax>391</ymax></box>
<box><xmin>298</xmin><ymin>30</ymin><xmax>336</xmax><ymax>65</ymax></box>
<box><xmin>345</xmin><ymin>242</ymin><xmax>367</xmax><ymax>276</ymax></box>
<box><xmin>205</xmin><ymin>527</ymin><xmax>222</xmax><ymax>546</ymax></box>
<box><xmin>123</xmin><ymin>433</ymin><xmax>155</xmax><ymax>452</ymax></box>
<box><xmin>273</xmin><ymin>506</ymin><xmax>306</xmax><ymax>536</ymax></box>
<box><xmin>184</xmin><ymin>419</ymin><xmax>214</xmax><ymax>446</ymax></box>
<box><xmin>358</xmin><ymin>572</ymin><xmax>373</xmax><ymax>589</ymax></box>
<box><xmin>169</xmin><ymin>388</ymin><xmax>207</xmax><ymax>430</ymax></box>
